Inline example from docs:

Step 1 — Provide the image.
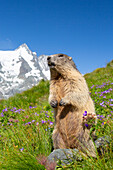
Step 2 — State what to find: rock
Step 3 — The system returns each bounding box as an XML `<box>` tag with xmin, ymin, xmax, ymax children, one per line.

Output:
<box><xmin>95</xmin><ymin>136</ymin><xmax>110</xmax><ymax>148</ymax></box>
<box><xmin>47</xmin><ymin>149</ymin><xmax>82</xmax><ymax>165</ymax></box>
<box><xmin>95</xmin><ymin>136</ymin><xmax>110</xmax><ymax>155</ymax></box>
<box><xmin>47</xmin><ymin>136</ymin><xmax>110</xmax><ymax>165</ymax></box>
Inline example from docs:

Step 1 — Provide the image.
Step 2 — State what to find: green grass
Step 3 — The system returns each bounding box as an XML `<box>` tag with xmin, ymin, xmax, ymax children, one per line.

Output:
<box><xmin>0</xmin><ymin>61</ymin><xmax>113</xmax><ymax>169</ymax></box>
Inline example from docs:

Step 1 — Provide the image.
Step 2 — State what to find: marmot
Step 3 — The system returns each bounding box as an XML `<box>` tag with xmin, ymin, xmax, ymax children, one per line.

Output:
<box><xmin>47</xmin><ymin>54</ymin><xmax>97</xmax><ymax>157</ymax></box>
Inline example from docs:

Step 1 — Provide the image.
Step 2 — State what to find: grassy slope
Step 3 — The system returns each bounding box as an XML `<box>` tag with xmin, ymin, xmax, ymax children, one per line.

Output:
<box><xmin>0</xmin><ymin>61</ymin><xmax>113</xmax><ymax>169</ymax></box>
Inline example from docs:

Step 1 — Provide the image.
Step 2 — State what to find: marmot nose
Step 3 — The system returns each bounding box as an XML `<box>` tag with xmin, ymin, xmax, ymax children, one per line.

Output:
<box><xmin>47</xmin><ymin>56</ymin><xmax>51</xmax><ymax>61</ymax></box>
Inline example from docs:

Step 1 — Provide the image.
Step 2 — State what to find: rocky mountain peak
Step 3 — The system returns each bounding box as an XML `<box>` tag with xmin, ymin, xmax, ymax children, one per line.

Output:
<box><xmin>15</xmin><ymin>43</ymin><xmax>33</xmax><ymax>55</ymax></box>
<box><xmin>15</xmin><ymin>43</ymin><xmax>29</xmax><ymax>50</ymax></box>
<box><xmin>0</xmin><ymin>44</ymin><xmax>50</xmax><ymax>99</ymax></box>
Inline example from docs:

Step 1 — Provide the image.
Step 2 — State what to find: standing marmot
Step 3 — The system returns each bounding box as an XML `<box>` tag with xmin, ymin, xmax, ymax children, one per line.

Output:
<box><xmin>47</xmin><ymin>54</ymin><xmax>97</xmax><ymax>157</ymax></box>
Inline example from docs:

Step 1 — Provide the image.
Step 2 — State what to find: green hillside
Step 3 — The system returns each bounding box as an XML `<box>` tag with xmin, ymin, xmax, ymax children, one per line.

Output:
<box><xmin>0</xmin><ymin>61</ymin><xmax>113</xmax><ymax>169</ymax></box>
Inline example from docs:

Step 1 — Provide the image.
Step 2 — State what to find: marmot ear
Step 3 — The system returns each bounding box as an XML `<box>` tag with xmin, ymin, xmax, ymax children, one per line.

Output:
<box><xmin>68</xmin><ymin>57</ymin><xmax>72</xmax><ymax>61</ymax></box>
<box><xmin>58</xmin><ymin>54</ymin><xmax>64</xmax><ymax>57</ymax></box>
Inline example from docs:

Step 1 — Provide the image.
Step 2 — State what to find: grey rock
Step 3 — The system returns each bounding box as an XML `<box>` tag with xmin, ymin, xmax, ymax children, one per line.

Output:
<box><xmin>47</xmin><ymin>149</ymin><xmax>82</xmax><ymax>165</ymax></box>
<box><xmin>0</xmin><ymin>62</ymin><xmax>2</xmax><ymax>69</ymax></box>
<box><xmin>95</xmin><ymin>136</ymin><xmax>110</xmax><ymax>149</ymax></box>
<box><xmin>18</xmin><ymin>57</ymin><xmax>32</xmax><ymax>78</ymax></box>
<box><xmin>0</xmin><ymin>91</ymin><xmax>3</xmax><ymax>98</ymax></box>
<box><xmin>95</xmin><ymin>136</ymin><xmax>110</xmax><ymax>155</ymax></box>
<box><xmin>47</xmin><ymin>136</ymin><xmax>111</xmax><ymax>165</ymax></box>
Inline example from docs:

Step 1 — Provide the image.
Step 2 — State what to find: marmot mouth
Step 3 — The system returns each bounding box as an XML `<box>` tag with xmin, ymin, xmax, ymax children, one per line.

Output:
<box><xmin>48</xmin><ymin>62</ymin><xmax>56</xmax><ymax>67</ymax></box>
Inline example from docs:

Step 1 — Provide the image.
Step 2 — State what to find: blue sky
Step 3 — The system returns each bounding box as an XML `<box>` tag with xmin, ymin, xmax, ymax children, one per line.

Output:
<box><xmin>0</xmin><ymin>0</ymin><xmax>113</xmax><ymax>74</ymax></box>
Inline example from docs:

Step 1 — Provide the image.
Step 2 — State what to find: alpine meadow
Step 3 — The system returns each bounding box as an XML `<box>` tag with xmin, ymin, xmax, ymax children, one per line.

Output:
<box><xmin>0</xmin><ymin>60</ymin><xmax>113</xmax><ymax>170</ymax></box>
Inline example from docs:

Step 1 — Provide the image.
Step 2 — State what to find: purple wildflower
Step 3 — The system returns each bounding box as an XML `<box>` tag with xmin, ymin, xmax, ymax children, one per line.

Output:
<box><xmin>25</xmin><ymin>122</ymin><xmax>31</xmax><ymax>125</ymax></box>
<box><xmin>32</xmin><ymin>120</ymin><xmax>35</xmax><ymax>123</ymax></box>
<box><xmin>7</xmin><ymin>123</ymin><xmax>12</xmax><ymax>125</ymax></box>
<box><xmin>100</xmin><ymin>115</ymin><xmax>105</xmax><ymax>118</ymax></box>
<box><xmin>19</xmin><ymin>148</ymin><xmax>24</xmax><ymax>152</ymax></box>
<box><xmin>100</xmin><ymin>94</ymin><xmax>103</xmax><ymax>96</ymax></box>
<box><xmin>109</xmin><ymin>104</ymin><xmax>113</xmax><ymax>106</ymax></box>
<box><xmin>100</xmin><ymin>101</ymin><xmax>104</xmax><ymax>106</ymax></box>
<box><xmin>100</xmin><ymin>101</ymin><xmax>106</xmax><ymax>107</ymax></box>
<box><xmin>91</xmin><ymin>85</ymin><xmax>94</xmax><ymax>89</ymax></box>
<box><xmin>50</xmin><ymin>121</ymin><xmax>53</xmax><ymax>125</ymax></box>
<box><xmin>85</xmin><ymin>123</ymin><xmax>89</xmax><ymax>127</ymax></box>
<box><xmin>36</xmin><ymin>122</ymin><xmax>39</xmax><ymax>126</ymax></box>
<box><xmin>2</xmin><ymin>108</ymin><xmax>8</xmax><ymax>112</ymax></box>
<box><xmin>97</xmin><ymin>114</ymin><xmax>100</xmax><ymax>119</ymax></box>
<box><xmin>35</xmin><ymin>113</ymin><xmax>39</xmax><ymax>116</ymax></box>
<box><xmin>42</xmin><ymin>120</ymin><xmax>46</xmax><ymax>123</ymax></box>
<box><xmin>83</xmin><ymin>111</ymin><xmax>87</xmax><ymax>116</ymax></box>
<box><xmin>103</xmin><ymin>96</ymin><xmax>106</xmax><ymax>98</ymax></box>
<box><xmin>1</xmin><ymin>113</ymin><xmax>4</xmax><ymax>117</ymax></box>
<box><xmin>14</xmin><ymin>109</ymin><xmax>22</xmax><ymax>113</ymax></box>
<box><xmin>107</xmin><ymin>114</ymin><xmax>111</xmax><ymax>117</ymax></box>
<box><xmin>33</xmin><ymin>106</ymin><xmax>37</xmax><ymax>108</ymax></box>
<box><xmin>45</xmin><ymin>113</ymin><xmax>49</xmax><ymax>118</ymax></box>
<box><xmin>28</xmin><ymin>122</ymin><xmax>31</xmax><ymax>125</ymax></box>
<box><xmin>11</xmin><ymin>107</ymin><xmax>17</xmax><ymax>111</ymax></box>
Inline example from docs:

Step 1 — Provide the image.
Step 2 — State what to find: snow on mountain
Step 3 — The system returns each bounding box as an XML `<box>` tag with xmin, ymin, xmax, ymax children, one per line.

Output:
<box><xmin>38</xmin><ymin>55</ymin><xmax>50</xmax><ymax>80</ymax></box>
<box><xmin>0</xmin><ymin>43</ymin><xmax>50</xmax><ymax>99</ymax></box>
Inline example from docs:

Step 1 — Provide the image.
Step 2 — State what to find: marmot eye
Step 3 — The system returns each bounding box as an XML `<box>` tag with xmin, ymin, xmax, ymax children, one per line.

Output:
<box><xmin>58</xmin><ymin>54</ymin><xmax>64</xmax><ymax>57</ymax></box>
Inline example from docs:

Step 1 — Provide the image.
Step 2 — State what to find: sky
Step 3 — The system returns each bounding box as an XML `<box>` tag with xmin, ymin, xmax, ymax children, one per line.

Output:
<box><xmin>0</xmin><ymin>0</ymin><xmax>113</xmax><ymax>74</ymax></box>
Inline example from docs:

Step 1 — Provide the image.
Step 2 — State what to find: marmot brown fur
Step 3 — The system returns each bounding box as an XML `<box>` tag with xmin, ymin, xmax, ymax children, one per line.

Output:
<box><xmin>47</xmin><ymin>54</ymin><xmax>97</xmax><ymax>157</ymax></box>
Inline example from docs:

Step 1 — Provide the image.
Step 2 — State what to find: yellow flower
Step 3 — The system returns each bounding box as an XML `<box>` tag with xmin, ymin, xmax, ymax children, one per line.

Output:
<box><xmin>104</xmin><ymin>122</ymin><xmax>106</xmax><ymax>124</ymax></box>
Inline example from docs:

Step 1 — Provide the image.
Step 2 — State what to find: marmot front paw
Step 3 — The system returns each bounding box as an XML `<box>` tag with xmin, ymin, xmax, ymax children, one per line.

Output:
<box><xmin>59</xmin><ymin>99</ymin><xmax>66</xmax><ymax>106</ymax></box>
<box><xmin>50</xmin><ymin>100</ymin><xmax>58</xmax><ymax>108</ymax></box>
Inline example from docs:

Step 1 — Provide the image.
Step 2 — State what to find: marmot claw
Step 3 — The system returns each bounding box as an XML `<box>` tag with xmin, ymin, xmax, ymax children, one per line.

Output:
<box><xmin>59</xmin><ymin>99</ymin><xmax>66</xmax><ymax>106</ymax></box>
<box><xmin>50</xmin><ymin>100</ymin><xmax>58</xmax><ymax>108</ymax></box>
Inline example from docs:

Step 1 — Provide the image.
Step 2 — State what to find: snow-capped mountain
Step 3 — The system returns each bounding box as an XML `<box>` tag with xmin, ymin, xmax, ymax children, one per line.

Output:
<box><xmin>0</xmin><ymin>43</ymin><xmax>50</xmax><ymax>99</ymax></box>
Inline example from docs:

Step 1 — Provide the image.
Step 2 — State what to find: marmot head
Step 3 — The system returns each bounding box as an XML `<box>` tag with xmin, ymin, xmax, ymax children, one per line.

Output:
<box><xmin>47</xmin><ymin>54</ymin><xmax>77</xmax><ymax>70</ymax></box>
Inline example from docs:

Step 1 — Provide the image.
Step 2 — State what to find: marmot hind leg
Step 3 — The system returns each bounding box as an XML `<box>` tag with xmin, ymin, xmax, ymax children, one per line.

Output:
<box><xmin>52</xmin><ymin>129</ymin><xmax>66</xmax><ymax>149</ymax></box>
